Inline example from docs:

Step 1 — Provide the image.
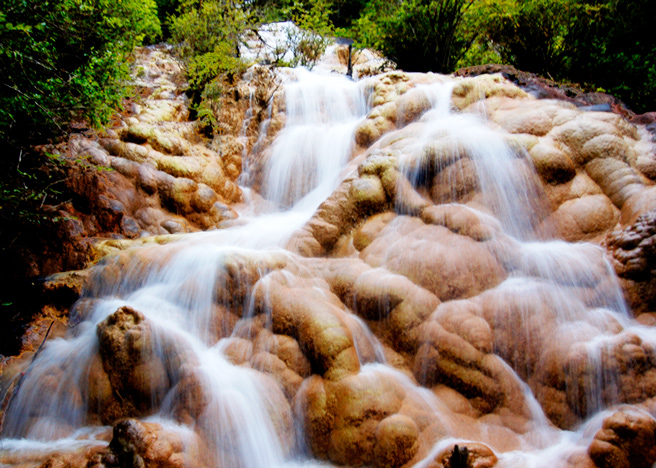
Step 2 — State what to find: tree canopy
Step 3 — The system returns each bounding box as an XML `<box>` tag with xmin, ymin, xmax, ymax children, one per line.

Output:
<box><xmin>470</xmin><ymin>0</ymin><xmax>656</xmax><ymax>112</ymax></box>
<box><xmin>0</xmin><ymin>0</ymin><xmax>161</xmax><ymax>232</ymax></box>
<box><xmin>2</xmin><ymin>0</ymin><xmax>653</xmax><ymax>147</ymax></box>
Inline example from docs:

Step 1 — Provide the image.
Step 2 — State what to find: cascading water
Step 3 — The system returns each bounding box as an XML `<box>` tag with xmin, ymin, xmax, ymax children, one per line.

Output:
<box><xmin>1</xmin><ymin>53</ymin><xmax>655</xmax><ymax>468</ymax></box>
<box><xmin>261</xmin><ymin>68</ymin><xmax>370</xmax><ymax>209</ymax></box>
<box><xmin>0</xmin><ymin>67</ymin><xmax>373</xmax><ymax>467</ymax></box>
<box><xmin>387</xmin><ymin>82</ymin><xmax>656</xmax><ymax>465</ymax></box>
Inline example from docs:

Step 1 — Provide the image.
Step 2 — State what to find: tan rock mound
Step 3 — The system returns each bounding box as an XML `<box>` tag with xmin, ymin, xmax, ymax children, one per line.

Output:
<box><xmin>94</xmin><ymin>306</ymin><xmax>171</xmax><ymax>422</ymax></box>
<box><xmin>588</xmin><ymin>409</ymin><xmax>656</xmax><ymax>468</ymax></box>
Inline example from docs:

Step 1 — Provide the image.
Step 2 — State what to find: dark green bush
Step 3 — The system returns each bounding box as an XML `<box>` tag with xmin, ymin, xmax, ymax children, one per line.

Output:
<box><xmin>353</xmin><ymin>0</ymin><xmax>475</xmax><ymax>73</ymax></box>
<box><xmin>471</xmin><ymin>0</ymin><xmax>656</xmax><ymax>112</ymax></box>
<box><xmin>564</xmin><ymin>0</ymin><xmax>656</xmax><ymax>112</ymax></box>
<box><xmin>170</xmin><ymin>0</ymin><xmax>247</xmax><ymax>90</ymax></box>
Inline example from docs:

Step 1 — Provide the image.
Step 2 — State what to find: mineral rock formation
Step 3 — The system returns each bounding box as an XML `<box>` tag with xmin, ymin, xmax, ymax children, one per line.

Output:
<box><xmin>3</xmin><ymin>42</ymin><xmax>656</xmax><ymax>468</ymax></box>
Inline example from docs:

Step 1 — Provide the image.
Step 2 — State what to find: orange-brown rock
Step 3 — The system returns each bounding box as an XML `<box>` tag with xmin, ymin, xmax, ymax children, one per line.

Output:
<box><xmin>169</xmin><ymin>366</ymin><xmax>208</xmax><ymax>425</ymax></box>
<box><xmin>325</xmin><ymin>372</ymin><xmax>404</xmax><ymax>466</ymax></box>
<box><xmin>528</xmin><ymin>140</ymin><xmax>577</xmax><ymax>185</ymax></box>
<box><xmin>543</xmin><ymin>194</ymin><xmax>619</xmax><ymax>242</ymax></box>
<box><xmin>360</xmin><ymin>217</ymin><xmax>507</xmax><ymax>302</ymax></box>
<box><xmin>95</xmin><ymin>306</ymin><xmax>171</xmax><ymax>420</ymax></box>
<box><xmin>421</xmin><ymin>205</ymin><xmax>501</xmax><ymax>242</ymax></box>
<box><xmin>318</xmin><ymin>257</ymin><xmax>439</xmax><ymax>352</ymax></box>
<box><xmin>373</xmin><ymin>414</ymin><xmax>420</xmax><ymax>468</ymax></box>
<box><xmin>253</xmin><ymin>271</ymin><xmax>360</xmax><ymax>381</ymax></box>
<box><xmin>605</xmin><ymin>208</ymin><xmax>656</xmax><ymax>315</ymax></box>
<box><xmin>214</xmin><ymin>250</ymin><xmax>288</xmax><ymax>309</ymax></box>
<box><xmin>95</xmin><ymin>419</ymin><xmax>192</xmax><ymax>468</ymax></box>
<box><xmin>588</xmin><ymin>409</ymin><xmax>656</xmax><ymax>468</ymax></box>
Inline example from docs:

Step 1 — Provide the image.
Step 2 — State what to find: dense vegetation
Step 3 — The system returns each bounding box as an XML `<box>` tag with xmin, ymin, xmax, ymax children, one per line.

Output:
<box><xmin>0</xmin><ymin>0</ymin><xmax>162</xmax><ymax>354</ymax></box>
<box><xmin>1</xmin><ymin>0</ymin><xmax>160</xmax><ymax>145</ymax></box>
<box><xmin>2</xmin><ymin>0</ymin><xmax>654</xmax><ymax>149</ymax></box>
<box><xmin>0</xmin><ymin>0</ymin><xmax>161</xmax><ymax>228</ymax></box>
<box><xmin>468</xmin><ymin>0</ymin><xmax>656</xmax><ymax>112</ymax></box>
<box><xmin>161</xmin><ymin>0</ymin><xmax>655</xmax><ymax>113</ymax></box>
<box><xmin>351</xmin><ymin>0</ymin><xmax>655</xmax><ymax>112</ymax></box>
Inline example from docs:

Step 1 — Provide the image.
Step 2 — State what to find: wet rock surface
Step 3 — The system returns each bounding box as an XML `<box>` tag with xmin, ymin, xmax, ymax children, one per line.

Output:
<box><xmin>605</xmin><ymin>208</ymin><xmax>656</xmax><ymax>315</ymax></box>
<box><xmin>588</xmin><ymin>409</ymin><xmax>656</xmax><ymax>468</ymax></box>
<box><xmin>3</xmin><ymin>44</ymin><xmax>656</xmax><ymax>468</ymax></box>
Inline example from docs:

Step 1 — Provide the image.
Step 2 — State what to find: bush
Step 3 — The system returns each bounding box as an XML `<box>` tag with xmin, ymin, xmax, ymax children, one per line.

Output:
<box><xmin>353</xmin><ymin>0</ymin><xmax>475</xmax><ymax>73</ymax></box>
<box><xmin>564</xmin><ymin>0</ymin><xmax>656</xmax><ymax>112</ymax></box>
<box><xmin>471</xmin><ymin>0</ymin><xmax>656</xmax><ymax>112</ymax></box>
<box><xmin>283</xmin><ymin>0</ymin><xmax>334</xmax><ymax>69</ymax></box>
<box><xmin>154</xmin><ymin>0</ymin><xmax>181</xmax><ymax>38</ymax></box>
<box><xmin>473</xmin><ymin>0</ymin><xmax>571</xmax><ymax>76</ymax></box>
<box><xmin>0</xmin><ymin>0</ymin><xmax>160</xmax><ymax>231</ymax></box>
<box><xmin>170</xmin><ymin>0</ymin><xmax>247</xmax><ymax>90</ymax></box>
<box><xmin>0</xmin><ymin>0</ymin><xmax>160</xmax><ymax>145</ymax></box>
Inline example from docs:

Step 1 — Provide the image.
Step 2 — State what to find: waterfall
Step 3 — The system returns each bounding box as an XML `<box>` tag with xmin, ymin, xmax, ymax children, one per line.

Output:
<box><xmin>395</xmin><ymin>81</ymin><xmax>642</xmax><ymax>410</ymax></box>
<box><xmin>261</xmin><ymin>68</ymin><xmax>369</xmax><ymax>209</ymax></box>
<box><xmin>0</xmin><ymin>67</ymin><xmax>371</xmax><ymax>468</ymax></box>
<box><xmin>1</xmin><ymin>60</ymin><xmax>654</xmax><ymax>468</ymax></box>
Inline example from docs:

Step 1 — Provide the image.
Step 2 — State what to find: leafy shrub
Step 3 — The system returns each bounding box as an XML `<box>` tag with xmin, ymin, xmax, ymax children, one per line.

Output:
<box><xmin>170</xmin><ymin>0</ymin><xmax>247</xmax><ymax>90</ymax></box>
<box><xmin>154</xmin><ymin>0</ymin><xmax>181</xmax><ymax>38</ymax></box>
<box><xmin>353</xmin><ymin>0</ymin><xmax>475</xmax><ymax>73</ymax></box>
<box><xmin>473</xmin><ymin>0</ymin><xmax>571</xmax><ymax>76</ymax></box>
<box><xmin>471</xmin><ymin>0</ymin><xmax>656</xmax><ymax>112</ymax></box>
<box><xmin>0</xmin><ymin>0</ymin><xmax>160</xmax><ymax>231</ymax></box>
<box><xmin>283</xmin><ymin>0</ymin><xmax>334</xmax><ymax>69</ymax></box>
<box><xmin>0</xmin><ymin>0</ymin><xmax>160</xmax><ymax>144</ymax></box>
<box><xmin>329</xmin><ymin>0</ymin><xmax>370</xmax><ymax>28</ymax></box>
<box><xmin>564</xmin><ymin>0</ymin><xmax>655</xmax><ymax>112</ymax></box>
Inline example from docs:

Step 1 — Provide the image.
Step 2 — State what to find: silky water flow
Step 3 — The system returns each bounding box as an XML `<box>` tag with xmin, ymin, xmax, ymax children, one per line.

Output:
<box><xmin>1</xmin><ymin>67</ymin><xmax>654</xmax><ymax>468</ymax></box>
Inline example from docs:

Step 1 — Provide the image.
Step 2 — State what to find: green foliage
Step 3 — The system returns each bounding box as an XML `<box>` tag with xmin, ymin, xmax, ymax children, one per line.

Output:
<box><xmin>353</xmin><ymin>0</ymin><xmax>475</xmax><ymax>73</ymax></box>
<box><xmin>169</xmin><ymin>0</ymin><xmax>335</xmax><ymax>137</ymax></box>
<box><xmin>154</xmin><ymin>0</ymin><xmax>181</xmax><ymax>38</ymax></box>
<box><xmin>246</xmin><ymin>0</ymin><xmax>295</xmax><ymax>22</ymax></box>
<box><xmin>0</xmin><ymin>0</ymin><xmax>161</xmax><ymax>145</ymax></box>
<box><xmin>470</xmin><ymin>0</ymin><xmax>656</xmax><ymax>112</ymax></box>
<box><xmin>170</xmin><ymin>0</ymin><xmax>247</xmax><ymax>90</ymax></box>
<box><xmin>455</xmin><ymin>39</ymin><xmax>503</xmax><ymax>69</ymax></box>
<box><xmin>194</xmin><ymin>79</ymin><xmax>226</xmax><ymax>135</ymax></box>
<box><xmin>472</xmin><ymin>0</ymin><xmax>571</xmax><ymax>76</ymax></box>
<box><xmin>0</xmin><ymin>152</ymin><xmax>66</xmax><ymax>225</ymax></box>
<box><xmin>564</xmin><ymin>0</ymin><xmax>656</xmax><ymax>112</ymax></box>
<box><xmin>340</xmin><ymin>0</ymin><xmax>654</xmax><ymax>111</ymax></box>
<box><xmin>282</xmin><ymin>0</ymin><xmax>334</xmax><ymax>68</ymax></box>
<box><xmin>0</xmin><ymin>0</ymin><xmax>160</xmax><ymax>226</ymax></box>
<box><xmin>248</xmin><ymin>0</ymin><xmax>358</xmax><ymax>28</ymax></box>
<box><xmin>187</xmin><ymin>44</ymin><xmax>244</xmax><ymax>90</ymax></box>
<box><xmin>329</xmin><ymin>0</ymin><xmax>369</xmax><ymax>28</ymax></box>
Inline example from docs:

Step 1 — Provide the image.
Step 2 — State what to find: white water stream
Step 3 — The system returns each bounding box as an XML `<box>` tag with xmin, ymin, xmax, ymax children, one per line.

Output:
<box><xmin>1</xmin><ymin>67</ymin><xmax>654</xmax><ymax>468</ymax></box>
<box><xmin>0</xmin><ymin>69</ymin><xmax>371</xmax><ymax>467</ymax></box>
